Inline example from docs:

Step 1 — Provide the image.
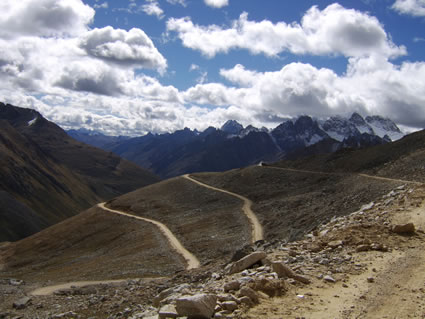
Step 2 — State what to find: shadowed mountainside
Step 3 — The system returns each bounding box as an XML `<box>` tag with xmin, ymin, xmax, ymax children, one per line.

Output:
<box><xmin>0</xmin><ymin>103</ymin><xmax>160</xmax><ymax>241</ymax></box>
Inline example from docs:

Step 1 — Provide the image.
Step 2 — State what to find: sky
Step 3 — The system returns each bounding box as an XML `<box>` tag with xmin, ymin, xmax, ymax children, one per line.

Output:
<box><xmin>0</xmin><ymin>0</ymin><xmax>425</xmax><ymax>136</ymax></box>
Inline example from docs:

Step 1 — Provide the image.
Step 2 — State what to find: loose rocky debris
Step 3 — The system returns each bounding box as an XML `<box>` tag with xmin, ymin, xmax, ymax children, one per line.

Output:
<box><xmin>1</xmin><ymin>183</ymin><xmax>424</xmax><ymax>318</ymax></box>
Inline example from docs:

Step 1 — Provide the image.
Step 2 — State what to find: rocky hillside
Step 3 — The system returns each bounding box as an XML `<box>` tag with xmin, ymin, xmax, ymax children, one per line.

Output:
<box><xmin>1</xmin><ymin>127</ymin><xmax>424</xmax><ymax>318</ymax></box>
<box><xmin>0</xmin><ymin>102</ymin><xmax>160</xmax><ymax>242</ymax></box>
<box><xmin>0</xmin><ymin>175</ymin><xmax>423</xmax><ymax>318</ymax></box>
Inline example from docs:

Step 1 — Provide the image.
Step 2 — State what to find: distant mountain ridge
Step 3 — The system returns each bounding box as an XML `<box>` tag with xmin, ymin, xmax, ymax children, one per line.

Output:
<box><xmin>68</xmin><ymin>113</ymin><xmax>403</xmax><ymax>178</ymax></box>
<box><xmin>0</xmin><ymin>102</ymin><xmax>160</xmax><ymax>241</ymax></box>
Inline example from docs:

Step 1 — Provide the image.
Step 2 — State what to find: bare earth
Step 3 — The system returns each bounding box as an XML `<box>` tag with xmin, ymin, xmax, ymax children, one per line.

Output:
<box><xmin>183</xmin><ymin>174</ymin><xmax>264</xmax><ymax>243</ymax></box>
<box><xmin>98</xmin><ymin>202</ymin><xmax>200</xmax><ymax>270</ymax></box>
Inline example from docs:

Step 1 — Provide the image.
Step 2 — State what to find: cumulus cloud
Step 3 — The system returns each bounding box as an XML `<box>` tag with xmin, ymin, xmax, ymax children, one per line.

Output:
<box><xmin>204</xmin><ymin>0</ymin><xmax>229</xmax><ymax>8</ymax></box>
<box><xmin>0</xmin><ymin>0</ymin><xmax>94</xmax><ymax>38</ymax></box>
<box><xmin>392</xmin><ymin>0</ymin><xmax>425</xmax><ymax>17</ymax></box>
<box><xmin>167</xmin><ymin>3</ymin><xmax>405</xmax><ymax>58</ymax></box>
<box><xmin>141</xmin><ymin>0</ymin><xmax>164</xmax><ymax>19</ymax></box>
<box><xmin>55</xmin><ymin>60</ymin><xmax>125</xmax><ymax>96</ymax></box>
<box><xmin>183</xmin><ymin>58</ymin><xmax>425</xmax><ymax>129</ymax></box>
<box><xmin>79</xmin><ymin>27</ymin><xmax>167</xmax><ymax>72</ymax></box>
<box><xmin>1</xmin><ymin>0</ymin><xmax>425</xmax><ymax>136</ymax></box>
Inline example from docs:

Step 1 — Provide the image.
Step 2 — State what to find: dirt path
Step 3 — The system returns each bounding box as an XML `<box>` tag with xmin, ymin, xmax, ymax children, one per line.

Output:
<box><xmin>98</xmin><ymin>203</ymin><xmax>200</xmax><ymax>270</ymax></box>
<box><xmin>358</xmin><ymin>173</ymin><xmax>422</xmax><ymax>185</ymax></box>
<box><xmin>183</xmin><ymin>174</ymin><xmax>264</xmax><ymax>243</ymax></box>
<box><xmin>31</xmin><ymin>280</ymin><xmax>127</xmax><ymax>296</ymax></box>
<box><xmin>266</xmin><ymin>165</ymin><xmax>421</xmax><ymax>184</ymax></box>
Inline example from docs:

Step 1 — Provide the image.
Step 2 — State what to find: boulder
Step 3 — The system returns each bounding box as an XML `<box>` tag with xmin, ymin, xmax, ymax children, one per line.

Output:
<box><xmin>225</xmin><ymin>251</ymin><xmax>267</xmax><ymax>275</ymax></box>
<box><xmin>176</xmin><ymin>294</ymin><xmax>217</xmax><ymax>319</ymax></box>
<box><xmin>392</xmin><ymin>223</ymin><xmax>415</xmax><ymax>234</ymax></box>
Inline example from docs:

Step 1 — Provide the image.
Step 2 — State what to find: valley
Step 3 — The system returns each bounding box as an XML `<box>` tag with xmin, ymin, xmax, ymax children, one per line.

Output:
<box><xmin>1</xmin><ymin>104</ymin><xmax>425</xmax><ymax>318</ymax></box>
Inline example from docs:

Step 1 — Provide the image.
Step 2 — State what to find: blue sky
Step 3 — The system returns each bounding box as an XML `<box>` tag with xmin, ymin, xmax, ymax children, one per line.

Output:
<box><xmin>0</xmin><ymin>0</ymin><xmax>425</xmax><ymax>135</ymax></box>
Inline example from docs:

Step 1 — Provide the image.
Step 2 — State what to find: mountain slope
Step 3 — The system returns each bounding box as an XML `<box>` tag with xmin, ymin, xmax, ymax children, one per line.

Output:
<box><xmin>0</xmin><ymin>102</ymin><xmax>160</xmax><ymax>241</ymax></box>
<box><xmin>0</xmin><ymin>129</ymin><xmax>424</xmax><ymax>318</ymax></box>
<box><xmin>3</xmin><ymin>129</ymin><xmax>423</xmax><ymax>283</ymax></box>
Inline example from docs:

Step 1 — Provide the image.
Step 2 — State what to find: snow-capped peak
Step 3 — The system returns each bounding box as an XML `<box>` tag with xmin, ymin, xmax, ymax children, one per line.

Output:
<box><xmin>365</xmin><ymin>116</ymin><xmax>404</xmax><ymax>141</ymax></box>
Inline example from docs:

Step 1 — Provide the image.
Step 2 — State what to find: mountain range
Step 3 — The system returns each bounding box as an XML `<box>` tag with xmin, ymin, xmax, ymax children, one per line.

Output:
<box><xmin>0</xmin><ymin>102</ymin><xmax>160</xmax><ymax>242</ymax></box>
<box><xmin>69</xmin><ymin>113</ymin><xmax>403</xmax><ymax>178</ymax></box>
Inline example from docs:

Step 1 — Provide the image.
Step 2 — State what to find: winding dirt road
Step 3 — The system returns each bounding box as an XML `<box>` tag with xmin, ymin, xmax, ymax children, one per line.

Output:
<box><xmin>183</xmin><ymin>174</ymin><xmax>264</xmax><ymax>243</ymax></box>
<box><xmin>98</xmin><ymin>203</ymin><xmax>200</xmax><ymax>270</ymax></box>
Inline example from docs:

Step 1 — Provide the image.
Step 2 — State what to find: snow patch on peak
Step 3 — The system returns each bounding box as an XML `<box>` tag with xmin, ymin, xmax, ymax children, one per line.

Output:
<box><xmin>28</xmin><ymin>117</ymin><xmax>38</xmax><ymax>126</ymax></box>
<box><xmin>365</xmin><ymin>116</ymin><xmax>404</xmax><ymax>141</ymax></box>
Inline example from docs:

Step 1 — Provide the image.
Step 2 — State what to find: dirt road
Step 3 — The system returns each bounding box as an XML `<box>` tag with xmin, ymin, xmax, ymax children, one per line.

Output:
<box><xmin>98</xmin><ymin>203</ymin><xmax>200</xmax><ymax>270</ymax></box>
<box><xmin>31</xmin><ymin>280</ymin><xmax>127</xmax><ymax>296</ymax></box>
<box><xmin>266</xmin><ymin>165</ymin><xmax>421</xmax><ymax>184</ymax></box>
<box><xmin>183</xmin><ymin>174</ymin><xmax>264</xmax><ymax>243</ymax></box>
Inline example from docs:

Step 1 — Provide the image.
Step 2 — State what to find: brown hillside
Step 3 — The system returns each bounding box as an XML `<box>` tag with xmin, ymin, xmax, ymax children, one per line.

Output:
<box><xmin>0</xmin><ymin>103</ymin><xmax>160</xmax><ymax>241</ymax></box>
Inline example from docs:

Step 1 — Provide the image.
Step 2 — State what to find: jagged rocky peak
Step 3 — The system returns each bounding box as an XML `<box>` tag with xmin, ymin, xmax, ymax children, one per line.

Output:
<box><xmin>349</xmin><ymin>112</ymin><xmax>367</xmax><ymax>126</ymax></box>
<box><xmin>221</xmin><ymin>120</ymin><xmax>244</xmax><ymax>135</ymax></box>
<box><xmin>365</xmin><ymin>115</ymin><xmax>403</xmax><ymax>141</ymax></box>
<box><xmin>321</xmin><ymin>115</ymin><xmax>360</xmax><ymax>142</ymax></box>
<box><xmin>366</xmin><ymin>116</ymin><xmax>402</xmax><ymax>133</ymax></box>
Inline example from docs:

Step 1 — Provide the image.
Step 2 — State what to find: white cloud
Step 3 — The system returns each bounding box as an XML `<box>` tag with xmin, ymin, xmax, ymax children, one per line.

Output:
<box><xmin>79</xmin><ymin>27</ymin><xmax>167</xmax><ymax>72</ymax></box>
<box><xmin>392</xmin><ymin>0</ymin><xmax>425</xmax><ymax>17</ymax></box>
<box><xmin>167</xmin><ymin>4</ymin><xmax>406</xmax><ymax>59</ymax></box>
<box><xmin>94</xmin><ymin>2</ymin><xmax>108</xmax><ymax>9</ymax></box>
<box><xmin>167</xmin><ymin>0</ymin><xmax>187</xmax><ymax>7</ymax></box>
<box><xmin>142</xmin><ymin>0</ymin><xmax>164</xmax><ymax>19</ymax></box>
<box><xmin>0</xmin><ymin>0</ymin><xmax>94</xmax><ymax>38</ymax></box>
<box><xmin>204</xmin><ymin>0</ymin><xmax>229</xmax><ymax>9</ymax></box>
<box><xmin>1</xmin><ymin>0</ymin><xmax>424</xmax><ymax>136</ymax></box>
<box><xmin>182</xmin><ymin>57</ymin><xmax>425</xmax><ymax>130</ymax></box>
<box><xmin>189</xmin><ymin>64</ymin><xmax>200</xmax><ymax>71</ymax></box>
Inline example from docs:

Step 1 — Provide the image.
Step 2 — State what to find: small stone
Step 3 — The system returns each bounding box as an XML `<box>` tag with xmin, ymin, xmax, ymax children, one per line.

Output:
<box><xmin>159</xmin><ymin>304</ymin><xmax>178</xmax><ymax>319</ymax></box>
<box><xmin>323</xmin><ymin>275</ymin><xmax>336</xmax><ymax>283</ymax></box>
<box><xmin>392</xmin><ymin>223</ymin><xmax>415</xmax><ymax>234</ymax></box>
<box><xmin>51</xmin><ymin>312</ymin><xmax>78</xmax><ymax>318</ymax></box>
<box><xmin>13</xmin><ymin>296</ymin><xmax>32</xmax><ymax>310</ymax></box>
<box><xmin>225</xmin><ymin>251</ymin><xmax>267</xmax><ymax>275</ymax></box>
<box><xmin>356</xmin><ymin>244</ymin><xmax>371</xmax><ymax>252</ymax></box>
<box><xmin>239</xmin><ymin>287</ymin><xmax>259</xmax><ymax>304</ymax></box>
<box><xmin>367</xmin><ymin>277</ymin><xmax>375</xmax><ymax>283</ymax></box>
<box><xmin>221</xmin><ymin>301</ymin><xmax>238</xmax><ymax>312</ymax></box>
<box><xmin>223</xmin><ymin>281</ymin><xmax>240</xmax><ymax>292</ymax></box>
<box><xmin>9</xmin><ymin>279</ymin><xmax>24</xmax><ymax>286</ymax></box>
<box><xmin>238</xmin><ymin>296</ymin><xmax>254</xmax><ymax>307</ymax></box>
<box><xmin>327</xmin><ymin>240</ymin><xmax>343</xmax><ymax>249</ymax></box>
<box><xmin>271</xmin><ymin>262</ymin><xmax>310</xmax><ymax>284</ymax></box>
